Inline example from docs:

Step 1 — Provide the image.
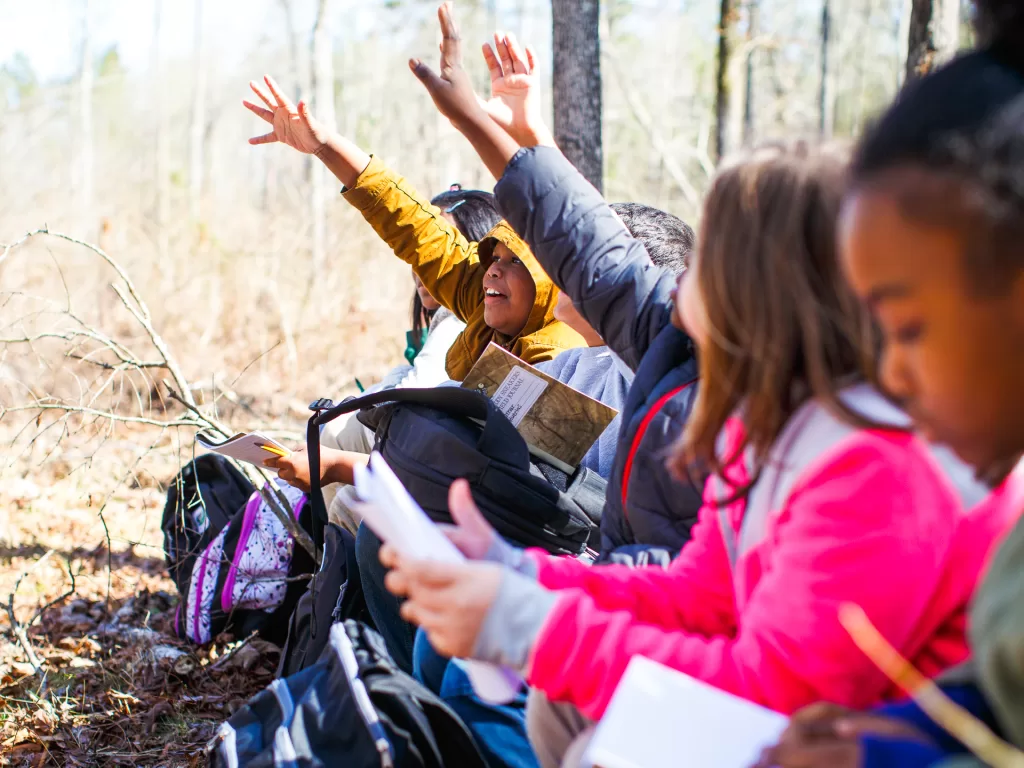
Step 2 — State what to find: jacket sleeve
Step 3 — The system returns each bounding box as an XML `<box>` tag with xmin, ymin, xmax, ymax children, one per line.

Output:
<box><xmin>343</xmin><ymin>156</ymin><xmax>484</xmax><ymax>323</ymax></box>
<box><xmin>495</xmin><ymin>147</ymin><xmax>677</xmax><ymax>371</ymax></box>
<box><xmin>525</xmin><ymin>438</ymin><xmax>960</xmax><ymax>720</ymax></box>
<box><xmin>530</xmin><ymin>495</ymin><xmax>737</xmax><ymax>638</ymax></box>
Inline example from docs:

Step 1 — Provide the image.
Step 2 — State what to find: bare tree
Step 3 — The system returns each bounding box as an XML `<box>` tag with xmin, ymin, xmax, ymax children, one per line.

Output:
<box><xmin>819</xmin><ymin>0</ymin><xmax>835</xmax><ymax>137</ymax></box>
<box><xmin>311</xmin><ymin>0</ymin><xmax>336</xmax><ymax>274</ymax></box>
<box><xmin>714</xmin><ymin>0</ymin><xmax>740</xmax><ymax>162</ymax></box>
<box><xmin>76</xmin><ymin>0</ymin><xmax>94</xmax><ymax>234</ymax></box>
<box><xmin>905</xmin><ymin>0</ymin><xmax>961</xmax><ymax>82</ymax></box>
<box><xmin>552</xmin><ymin>0</ymin><xmax>603</xmax><ymax>192</ymax></box>
<box><xmin>188</xmin><ymin>0</ymin><xmax>208</xmax><ymax>222</ymax></box>
<box><xmin>743</xmin><ymin>0</ymin><xmax>760</xmax><ymax>146</ymax></box>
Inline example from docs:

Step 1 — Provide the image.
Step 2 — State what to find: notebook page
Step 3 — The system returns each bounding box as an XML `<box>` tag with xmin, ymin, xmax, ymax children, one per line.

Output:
<box><xmin>582</xmin><ymin>656</ymin><xmax>788</xmax><ymax>768</ymax></box>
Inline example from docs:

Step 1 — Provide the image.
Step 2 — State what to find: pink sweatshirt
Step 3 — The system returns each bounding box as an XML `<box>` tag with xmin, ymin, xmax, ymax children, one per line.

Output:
<box><xmin>521</xmin><ymin>391</ymin><xmax>1018</xmax><ymax>720</ymax></box>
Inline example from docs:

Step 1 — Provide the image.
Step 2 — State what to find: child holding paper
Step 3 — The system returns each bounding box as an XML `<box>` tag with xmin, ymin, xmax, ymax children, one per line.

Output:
<box><xmin>755</xmin><ymin>6</ymin><xmax>1024</xmax><ymax>766</ymax></box>
<box><xmin>378</xmin><ymin>12</ymin><xmax>1015</xmax><ymax>767</ymax></box>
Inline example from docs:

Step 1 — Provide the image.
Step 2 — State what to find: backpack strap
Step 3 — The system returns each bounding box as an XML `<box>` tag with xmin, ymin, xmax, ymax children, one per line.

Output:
<box><xmin>620</xmin><ymin>379</ymin><xmax>697</xmax><ymax>510</ymax></box>
<box><xmin>306</xmin><ymin>388</ymin><xmax>528</xmax><ymax>550</ymax></box>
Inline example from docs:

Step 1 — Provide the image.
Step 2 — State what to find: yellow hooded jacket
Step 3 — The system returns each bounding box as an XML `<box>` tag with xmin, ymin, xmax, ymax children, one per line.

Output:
<box><xmin>343</xmin><ymin>156</ymin><xmax>585</xmax><ymax>380</ymax></box>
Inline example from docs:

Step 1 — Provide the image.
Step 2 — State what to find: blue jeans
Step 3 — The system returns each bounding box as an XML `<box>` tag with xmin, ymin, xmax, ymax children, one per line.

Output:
<box><xmin>413</xmin><ymin>629</ymin><xmax>538</xmax><ymax>768</ymax></box>
<box><xmin>355</xmin><ymin>523</ymin><xmax>417</xmax><ymax>673</ymax></box>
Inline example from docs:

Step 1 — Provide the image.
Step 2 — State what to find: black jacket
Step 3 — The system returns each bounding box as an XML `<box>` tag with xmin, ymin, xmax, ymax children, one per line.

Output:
<box><xmin>495</xmin><ymin>147</ymin><xmax>704</xmax><ymax>560</ymax></box>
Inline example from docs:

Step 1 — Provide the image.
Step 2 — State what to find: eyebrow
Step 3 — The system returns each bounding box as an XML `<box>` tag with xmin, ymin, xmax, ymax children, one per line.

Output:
<box><xmin>865</xmin><ymin>283</ymin><xmax>912</xmax><ymax>308</ymax></box>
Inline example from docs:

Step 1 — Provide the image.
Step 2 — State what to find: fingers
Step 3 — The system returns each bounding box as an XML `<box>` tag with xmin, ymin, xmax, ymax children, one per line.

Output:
<box><xmin>249</xmin><ymin>131</ymin><xmax>279</xmax><ymax>146</ymax></box>
<box><xmin>754</xmin><ymin>742</ymin><xmax>855</xmax><ymax>768</ymax></box>
<box><xmin>482</xmin><ymin>42</ymin><xmax>504</xmax><ymax>82</ymax></box>
<box><xmin>525</xmin><ymin>45</ymin><xmax>537</xmax><ymax>73</ymax></box>
<box><xmin>379</xmin><ymin>543</ymin><xmax>400</xmax><ymax>570</ymax></box>
<box><xmin>494</xmin><ymin>32</ymin><xmax>514</xmax><ymax>75</ymax></box>
<box><xmin>263</xmin><ymin>74</ymin><xmax>293</xmax><ymax>110</ymax></box>
<box><xmin>249</xmin><ymin>80</ymin><xmax>275</xmax><ymax>110</ymax></box>
<box><xmin>437</xmin><ymin>2</ymin><xmax>462</xmax><ymax>67</ymax></box>
<box><xmin>448</xmin><ymin>479</ymin><xmax>487</xmax><ymax>532</ymax></box>
<box><xmin>504</xmin><ymin>33</ymin><xmax>530</xmax><ymax>75</ymax></box>
<box><xmin>297</xmin><ymin>99</ymin><xmax>315</xmax><ymax>127</ymax></box>
<box><xmin>409</xmin><ymin>58</ymin><xmax>446</xmax><ymax>91</ymax></box>
<box><xmin>243</xmin><ymin>99</ymin><xmax>275</xmax><ymax>123</ymax></box>
<box><xmin>834</xmin><ymin>714</ymin><xmax>928</xmax><ymax>741</ymax></box>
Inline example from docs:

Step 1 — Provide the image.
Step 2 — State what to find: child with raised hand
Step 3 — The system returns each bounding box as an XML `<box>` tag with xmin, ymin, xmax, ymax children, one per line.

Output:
<box><xmin>755</xmin><ymin>5</ymin><xmax>1024</xmax><ymax>767</ymax></box>
<box><xmin>379</xmin><ymin>14</ymin><xmax>1012</xmax><ymax>766</ymax></box>
<box><xmin>242</xmin><ymin>74</ymin><xmax>584</xmax><ymax>382</ymax></box>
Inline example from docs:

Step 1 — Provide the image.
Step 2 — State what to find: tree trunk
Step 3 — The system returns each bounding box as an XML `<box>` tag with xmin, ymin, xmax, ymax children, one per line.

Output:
<box><xmin>818</xmin><ymin>0</ymin><xmax>835</xmax><ymax>137</ymax></box>
<box><xmin>77</xmin><ymin>0</ymin><xmax>94</xmax><ymax>234</ymax></box>
<box><xmin>905</xmin><ymin>0</ymin><xmax>960</xmax><ymax>82</ymax></box>
<box><xmin>743</xmin><ymin>0</ymin><xmax>760</xmax><ymax>147</ymax></box>
<box><xmin>188</xmin><ymin>0</ymin><xmax>208</xmax><ymax>223</ymax></box>
<box><xmin>310</xmin><ymin>0</ymin><xmax>336</xmax><ymax>275</ymax></box>
<box><xmin>714</xmin><ymin>0</ymin><xmax>740</xmax><ymax>163</ymax></box>
<box><xmin>551</xmin><ymin>0</ymin><xmax>603</xmax><ymax>192</ymax></box>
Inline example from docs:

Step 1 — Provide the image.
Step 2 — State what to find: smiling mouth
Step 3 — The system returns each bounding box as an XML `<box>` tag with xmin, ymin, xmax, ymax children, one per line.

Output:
<box><xmin>484</xmin><ymin>288</ymin><xmax>507</xmax><ymax>302</ymax></box>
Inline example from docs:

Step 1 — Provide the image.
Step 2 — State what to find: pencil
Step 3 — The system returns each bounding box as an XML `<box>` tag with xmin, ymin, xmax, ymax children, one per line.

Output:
<box><xmin>257</xmin><ymin>443</ymin><xmax>289</xmax><ymax>458</ymax></box>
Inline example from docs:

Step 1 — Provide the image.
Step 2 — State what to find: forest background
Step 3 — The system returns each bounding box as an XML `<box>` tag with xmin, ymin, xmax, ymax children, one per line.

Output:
<box><xmin>0</xmin><ymin>0</ymin><xmax>970</xmax><ymax>764</ymax></box>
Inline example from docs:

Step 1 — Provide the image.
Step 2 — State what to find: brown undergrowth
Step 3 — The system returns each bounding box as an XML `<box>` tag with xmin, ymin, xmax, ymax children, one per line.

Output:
<box><xmin>0</xmin><ymin>449</ymin><xmax>286</xmax><ymax>767</ymax></box>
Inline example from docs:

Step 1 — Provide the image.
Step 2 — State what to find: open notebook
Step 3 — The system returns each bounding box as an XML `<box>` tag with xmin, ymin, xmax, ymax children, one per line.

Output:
<box><xmin>195</xmin><ymin>431</ymin><xmax>292</xmax><ymax>468</ymax></box>
<box><xmin>582</xmin><ymin>656</ymin><xmax>788</xmax><ymax>768</ymax></box>
<box><xmin>462</xmin><ymin>343</ymin><xmax>618</xmax><ymax>473</ymax></box>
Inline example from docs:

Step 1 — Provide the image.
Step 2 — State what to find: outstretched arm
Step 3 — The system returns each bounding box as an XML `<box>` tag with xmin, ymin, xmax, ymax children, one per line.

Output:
<box><xmin>410</xmin><ymin>6</ymin><xmax>678</xmax><ymax>366</ymax></box>
<box><xmin>243</xmin><ymin>74</ymin><xmax>370</xmax><ymax>188</ymax></box>
<box><xmin>245</xmin><ymin>72</ymin><xmax>485</xmax><ymax>322</ymax></box>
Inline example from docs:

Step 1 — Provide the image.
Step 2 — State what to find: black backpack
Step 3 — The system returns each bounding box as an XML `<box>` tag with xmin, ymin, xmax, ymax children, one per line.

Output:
<box><xmin>277</xmin><ymin>522</ymin><xmax>373</xmax><ymax>678</ymax></box>
<box><xmin>209</xmin><ymin>620</ymin><xmax>488</xmax><ymax>768</ymax></box>
<box><xmin>162</xmin><ymin>454</ymin><xmax>254</xmax><ymax>597</ymax></box>
<box><xmin>306</xmin><ymin>387</ymin><xmax>606</xmax><ymax>557</ymax></box>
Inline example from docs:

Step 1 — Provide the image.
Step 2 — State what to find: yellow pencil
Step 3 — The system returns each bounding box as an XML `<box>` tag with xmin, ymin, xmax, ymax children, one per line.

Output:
<box><xmin>257</xmin><ymin>443</ymin><xmax>289</xmax><ymax>458</ymax></box>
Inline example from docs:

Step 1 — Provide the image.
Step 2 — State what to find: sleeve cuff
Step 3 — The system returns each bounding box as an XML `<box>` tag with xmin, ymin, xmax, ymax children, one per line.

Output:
<box><xmin>472</xmin><ymin>568</ymin><xmax>557</xmax><ymax>673</ymax></box>
<box><xmin>340</xmin><ymin>155</ymin><xmax>392</xmax><ymax>210</ymax></box>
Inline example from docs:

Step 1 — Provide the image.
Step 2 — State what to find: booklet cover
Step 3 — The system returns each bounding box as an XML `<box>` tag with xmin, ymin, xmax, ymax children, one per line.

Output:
<box><xmin>195</xmin><ymin>430</ymin><xmax>291</xmax><ymax>468</ymax></box>
<box><xmin>461</xmin><ymin>343</ymin><xmax>618</xmax><ymax>473</ymax></box>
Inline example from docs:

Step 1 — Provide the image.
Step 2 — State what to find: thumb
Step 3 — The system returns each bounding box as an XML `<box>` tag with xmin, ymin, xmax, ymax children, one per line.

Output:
<box><xmin>448</xmin><ymin>479</ymin><xmax>491</xmax><ymax>535</ymax></box>
<box><xmin>409</xmin><ymin>58</ymin><xmax>447</xmax><ymax>91</ymax></box>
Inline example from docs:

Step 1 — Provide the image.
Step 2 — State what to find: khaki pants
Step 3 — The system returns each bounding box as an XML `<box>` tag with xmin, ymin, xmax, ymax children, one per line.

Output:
<box><xmin>526</xmin><ymin>690</ymin><xmax>596</xmax><ymax>768</ymax></box>
<box><xmin>318</xmin><ymin>412</ymin><xmax>374</xmax><ymax>534</ymax></box>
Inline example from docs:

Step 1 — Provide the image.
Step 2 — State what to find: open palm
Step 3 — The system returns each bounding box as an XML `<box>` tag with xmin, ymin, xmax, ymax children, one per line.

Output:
<box><xmin>243</xmin><ymin>75</ymin><xmax>330</xmax><ymax>154</ymax></box>
<box><xmin>479</xmin><ymin>33</ymin><xmax>552</xmax><ymax>147</ymax></box>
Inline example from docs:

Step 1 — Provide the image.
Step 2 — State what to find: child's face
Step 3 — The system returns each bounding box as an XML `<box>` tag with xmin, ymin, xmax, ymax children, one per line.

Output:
<box><xmin>675</xmin><ymin>260</ymin><xmax>706</xmax><ymax>345</ymax></box>
<box><xmin>840</xmin><ymin>178</ymin><xmax>1024</xmax><ymax>472</ymax></box>
<box><xmin>414</xmin><ymin>273</ymin><xmax>441</xmax><ymax>312</ymax></box>
<box><xmin>483</xmin><ymin>242</ymin><xmax>537</xmax><ymax>337</ymax></box>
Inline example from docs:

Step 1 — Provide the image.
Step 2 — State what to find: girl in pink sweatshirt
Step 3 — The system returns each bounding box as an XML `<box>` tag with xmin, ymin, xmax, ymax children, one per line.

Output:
<box><xmin>381</xmin><ymin>141</ymin><xmax>1013</xmax><ymax>767</ymax></box>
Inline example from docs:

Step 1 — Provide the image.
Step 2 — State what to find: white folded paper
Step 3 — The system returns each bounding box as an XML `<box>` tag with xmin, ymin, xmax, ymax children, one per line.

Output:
<box><xmin>351</xmin><ymin>452</ymin><xmax>522</xmax><ymax>704</ymax></box>
<box><xmin>582</xmin><ymin>655</ymin><xmax>788</xmax><ymax>768</ymax></box>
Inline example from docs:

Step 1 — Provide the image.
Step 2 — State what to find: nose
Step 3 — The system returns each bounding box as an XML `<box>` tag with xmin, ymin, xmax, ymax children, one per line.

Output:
<box><xmin>487</xmin><ymin>260</ymin><xmax>503</xmax><ymax>279</ymax></box>
<box><xmin>878</xmin><ymin>341</ymin><xmax>913</xmax><ymax>405</ymax></box>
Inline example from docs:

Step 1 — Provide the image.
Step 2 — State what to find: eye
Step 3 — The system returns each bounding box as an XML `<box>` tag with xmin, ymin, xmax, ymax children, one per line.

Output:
<box><xmin>512</xmin><ymin>257</ymin><xmax>524</xmax><ymax>266</ymax></box>
<box><xmin>892</xmin><ymin>322</ymin><xmax>924</xmax><ymax>344</ymax></box>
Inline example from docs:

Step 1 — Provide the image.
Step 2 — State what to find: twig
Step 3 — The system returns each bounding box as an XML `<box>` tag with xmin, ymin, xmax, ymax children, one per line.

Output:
<box><xmin>207</xmin><ymin>631</ymin><xmax>260</xmax><ymax>671</ymax></box>
<box><xmin>29</xmin><ymin>558</ymin><xmax>78</xmax><ymax>628</ymax></box>
<box><xmin>840</xmin><ymin>603</ymin><xmax>1024</xmax><ymax>768</ymax></box>
<box><xmin>4</xmin><ymin>550</ymin><xmax>57</xmax><ymax>673</ymax></box>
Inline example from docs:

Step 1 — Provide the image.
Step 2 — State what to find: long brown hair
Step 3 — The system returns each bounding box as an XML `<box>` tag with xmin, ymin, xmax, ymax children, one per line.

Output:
<box><xmin>671</xmin><ymin>141</ymin><xmax>880</xmax><ymax>500</ymax></box>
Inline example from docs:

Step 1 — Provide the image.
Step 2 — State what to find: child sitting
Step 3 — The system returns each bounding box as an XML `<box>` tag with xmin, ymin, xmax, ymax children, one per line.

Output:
<box><xmin>243</xmin><ymin>76</ymin><xmax>585</xmax><ymax>380</ymax></box>
<box><xmin>757</xmin><ymin>5</ymin><xmax>1024</xmax><ymax>765</ymax></box>
<box><xmin>385</xmin><ymin>54</ymin><xmax>1009</xmax><ymax>761</ymax></box>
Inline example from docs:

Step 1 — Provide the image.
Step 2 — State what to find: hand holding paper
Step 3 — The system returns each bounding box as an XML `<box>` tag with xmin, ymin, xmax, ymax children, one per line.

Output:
<box><xmin>351</xmin><ymin>453</ymin><xmax>522</xmax><ymax>704</ymax></box>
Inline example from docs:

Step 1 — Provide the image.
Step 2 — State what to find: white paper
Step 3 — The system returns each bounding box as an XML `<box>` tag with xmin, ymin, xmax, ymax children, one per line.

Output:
<box><xmin>351</xmin><ymin>453</ymin><xmax>522</xmax><ymax>705</ymax></box>
<box><xmin>196</xmin><ymin>431</ymin><xmax>292</xmax><ymax>468</ymax></box>
<box><xmin>491</xmin><ymin>367</ymin><xmax>548</xmax><ymax>427</ymax></box>
<box><xmin>582</xmin><ymin>656</ymin><xmax>788</xmax><ymax>768</ymax></box>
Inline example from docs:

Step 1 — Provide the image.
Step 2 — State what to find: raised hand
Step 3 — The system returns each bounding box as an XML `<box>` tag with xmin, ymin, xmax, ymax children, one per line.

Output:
<box><xmin>243</xmin><ymin>75</ymin><xmax>331</xmax><ymax>155</ymax></box>
<box><xmin>480</xmin><ymin>32</ymin><xmax>553</xmax><ymax>147</ymax></box>
<box><xmin>408</xmin><ymin>2</ymin><xmax>488</xmax><ymax>129</ymax></box>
